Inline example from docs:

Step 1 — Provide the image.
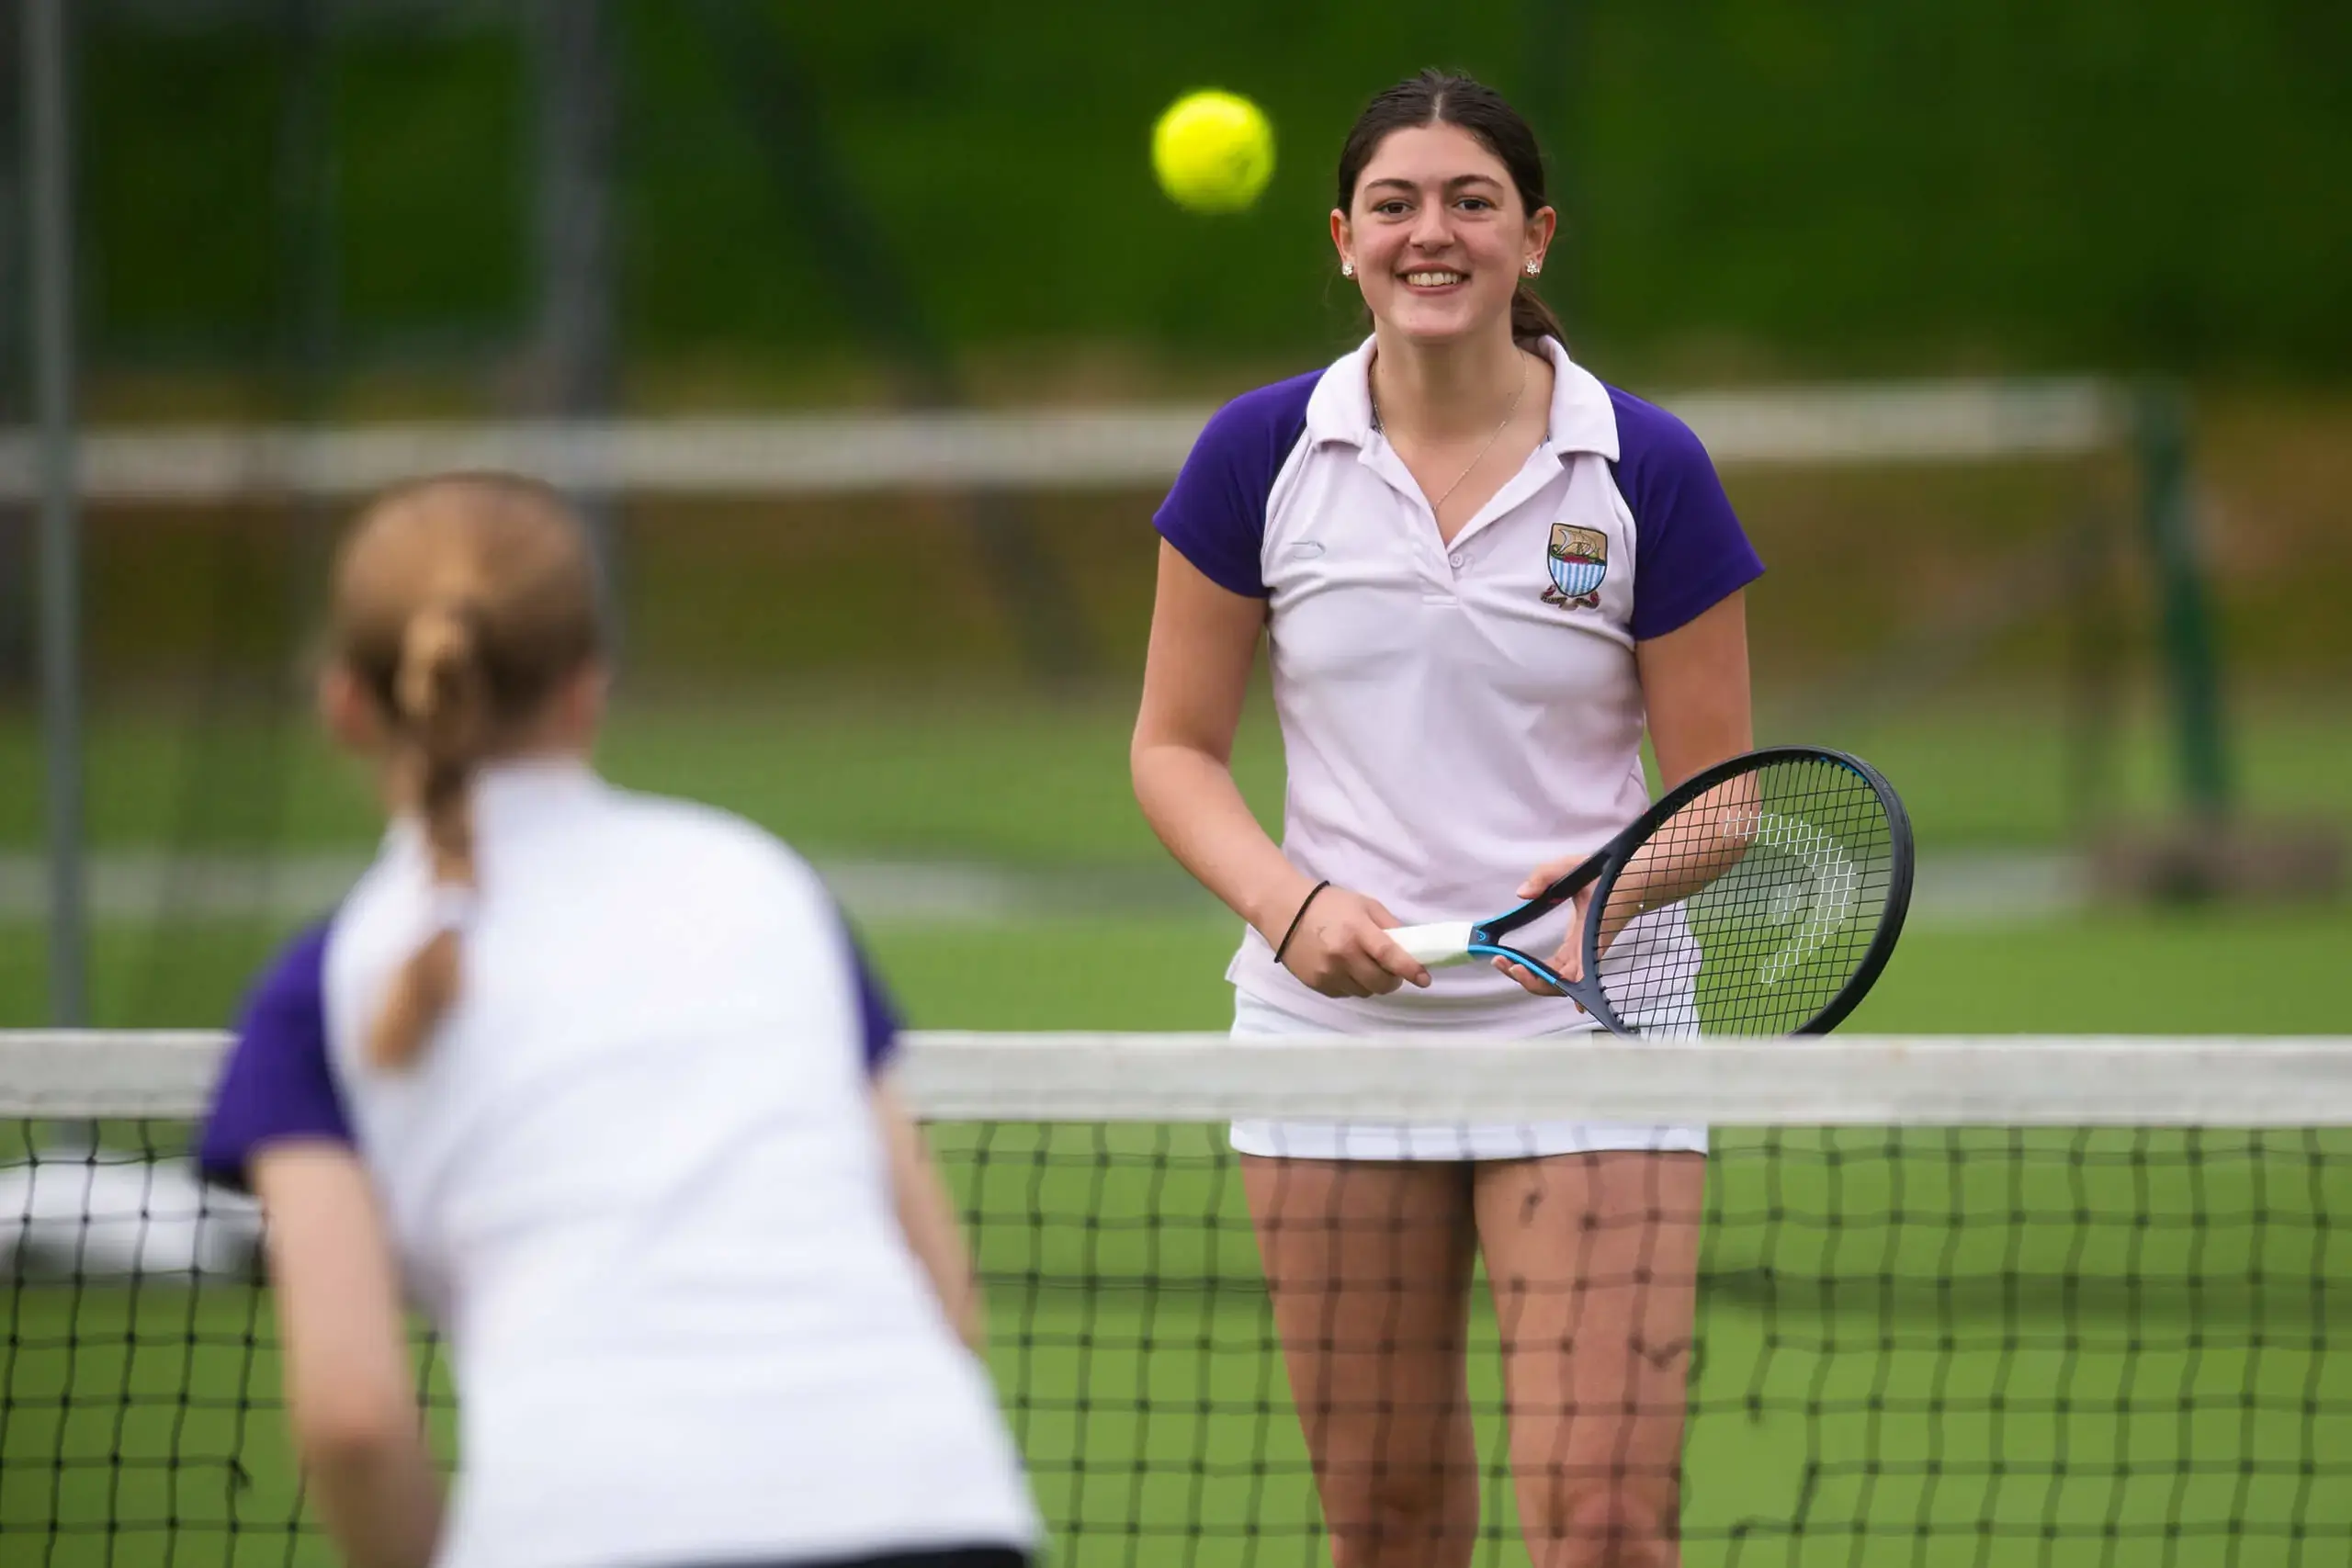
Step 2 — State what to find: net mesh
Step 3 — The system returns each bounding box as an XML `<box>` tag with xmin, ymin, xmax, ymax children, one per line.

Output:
<box><xmin>1583</xmin><ymin>752</ymin><xmax>1905</xmax><ymax>1035</ymax></box>
<box><xmin>5</xmin><ymin>1031</ymin><xmax>2350</xmax><ymax>1565</ymax></box>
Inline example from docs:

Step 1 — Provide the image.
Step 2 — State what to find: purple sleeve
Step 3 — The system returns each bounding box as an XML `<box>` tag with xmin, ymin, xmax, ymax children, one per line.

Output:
<box><xmin>1609</xmin><ymin>388</ymin><xmax>1766</xmax><ymax>640</ymax></box>
<box><xmin>836</xmin><ymin>919</ymin><xmax>901</xmax><ymax>1074</ymax></box>
<box><xmin>196</xmin><ymin>922</ymin><xmax>352</xmax><ymax>1191</ymax></box>
<box><xmin>1150</xmin><ymin>370</ymin><xmax>1320</xmax><ymax>598</ymax></box>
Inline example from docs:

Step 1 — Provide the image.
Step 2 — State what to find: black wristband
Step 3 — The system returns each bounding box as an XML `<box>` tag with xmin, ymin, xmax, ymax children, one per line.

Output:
<box><xmin>1272</xmin><ymin>880</ymin><xmax>1332</xmax><ymax>965</ymax></box>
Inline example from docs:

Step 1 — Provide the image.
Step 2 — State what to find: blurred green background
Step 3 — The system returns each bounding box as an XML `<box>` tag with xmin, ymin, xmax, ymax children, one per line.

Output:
<box><xmin>3</xmin><ymin>2</ymin><xmax>2349</xmax><ymax>1564</ymax></box>
<box><xmin>67</xmin><ymin>3</ymin><xmax>2352</xmax><ymax>378</ymax></box>
<box><xmin>1</xmin><ymin>0</ymin><xmax>2345</xmax><ymax>1039</ymax></box>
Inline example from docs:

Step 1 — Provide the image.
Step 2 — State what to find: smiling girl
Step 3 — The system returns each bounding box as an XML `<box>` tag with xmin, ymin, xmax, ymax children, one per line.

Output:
<box><xmin>1130</xmin><ymin>71</ymin><xmax>1765</xmax><ymax>1568</ymax></box>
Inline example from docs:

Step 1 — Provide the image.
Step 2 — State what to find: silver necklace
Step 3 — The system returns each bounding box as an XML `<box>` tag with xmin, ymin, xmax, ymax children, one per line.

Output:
<box><xmin>1371</xmin><ymin>351</ymin><xmax>1532</xmax><ymax>514</ymax></box>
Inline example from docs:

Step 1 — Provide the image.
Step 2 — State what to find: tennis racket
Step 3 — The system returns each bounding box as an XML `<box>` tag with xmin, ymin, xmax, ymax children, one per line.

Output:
<box><xmin>1388</xmin><ymin>746</ymin><xmax>1913</xmax><ymax>1036</ymax></box>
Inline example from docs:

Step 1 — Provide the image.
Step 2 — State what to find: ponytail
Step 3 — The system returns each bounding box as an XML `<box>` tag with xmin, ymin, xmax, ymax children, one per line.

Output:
<box><xmin>330</xmin><ymin>471</ymin><xmax>605</xmax><ymax>1068</ymax></box>
<box><xmin>368</xmin><ymin>604</ymin><xmax>489</xmax><ymax>1070</ymax></box>
<box><xmin>1510</xmin><ymin>279</ymin><xmax>1566</xmax><ymax>350</ymax></box>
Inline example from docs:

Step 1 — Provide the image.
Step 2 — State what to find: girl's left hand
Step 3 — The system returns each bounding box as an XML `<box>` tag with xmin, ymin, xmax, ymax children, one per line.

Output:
<box><xmin>1492</xmin><ymin>852</ymin><xmax>1592</xmax><ymax>1001</ymax></box>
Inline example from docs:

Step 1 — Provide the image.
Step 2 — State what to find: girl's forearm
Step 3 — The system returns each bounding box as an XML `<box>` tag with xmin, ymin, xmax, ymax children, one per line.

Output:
<box><xmin>306</xmin><ymin>1432</ymin><xmax>444</xmax><ymax>1568</ymax></box>
<box><xmin>1133</xmin><ymin>740</ymin><xmax>1314</xmax><ymax>941</ymax></box>
<box><xmin>874</xmin><ymin>1081</ymin><xmax>986</xmax><ymax>1351</ymax></box>
<box><xmin>1599</xmin><ymin>773</ymin><xmax>1763</xmax><ymax>939</ymax></box>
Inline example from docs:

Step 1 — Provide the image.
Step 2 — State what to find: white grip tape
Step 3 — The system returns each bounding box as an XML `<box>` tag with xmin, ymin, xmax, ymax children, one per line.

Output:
<box><xmin>1385</xmin><ymin>921</ymin><xmax>1479</xmax><ymax>967</ymax></box>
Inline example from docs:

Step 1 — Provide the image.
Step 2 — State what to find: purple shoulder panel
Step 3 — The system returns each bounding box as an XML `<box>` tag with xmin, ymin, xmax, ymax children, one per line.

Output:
<box><xmin>851</xmin><ymin>936</ymin><xmax>902</xmax><ymax>1075</ymax></box>
<box><xmin>1151</xmin><ymin>370</ymin><xmax>1321</xmax><ymax>598</ymax></box>
<box><xmin>1607</xmin><ymin>387</ymin><xmax>1766</xmax><ymax>640</ymax></box>
<box><xmin>197</xmin><ymin>921</ymin><xmax>352</xmax><ymax>1191</ymax></box>
<box><xmin>823</xmin><ymin>902</ymin><xmax>902</xmax><ymax>1075</ymax></box>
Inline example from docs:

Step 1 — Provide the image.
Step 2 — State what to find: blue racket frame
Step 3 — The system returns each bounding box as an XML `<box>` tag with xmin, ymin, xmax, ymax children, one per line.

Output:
<box><xmin>1461</xmin><ymin>746</ymin><xmax>1914</xmax><ymax>1035</ymax></box>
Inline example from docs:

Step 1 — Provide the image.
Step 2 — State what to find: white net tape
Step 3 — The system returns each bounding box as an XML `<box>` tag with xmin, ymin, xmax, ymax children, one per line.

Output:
<box><xmin>4</xmin><ymin>1030</ymin><xmax>2350</xmax><ymax>1126</ymax></box>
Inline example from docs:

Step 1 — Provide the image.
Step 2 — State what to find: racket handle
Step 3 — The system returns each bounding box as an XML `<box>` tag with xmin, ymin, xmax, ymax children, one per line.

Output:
<box><xmin>1386</xmin><ymin>921</ymin><xmax>1478</xmax><ymax>967</ymax></box>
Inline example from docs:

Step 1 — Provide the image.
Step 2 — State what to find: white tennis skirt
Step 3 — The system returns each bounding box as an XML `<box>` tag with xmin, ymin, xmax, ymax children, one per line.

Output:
<box><xmin>1226</xmin><ymin>989</ymin><xmax>1708</xmax><ymax>1162</ymax></box>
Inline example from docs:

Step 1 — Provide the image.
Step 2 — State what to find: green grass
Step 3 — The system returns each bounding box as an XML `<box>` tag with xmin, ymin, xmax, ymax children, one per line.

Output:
<box><xmin>887</xmin><ymin>908</ymin><xmax>2352</xmax><ymax>1037</ymax></box>
<box><xmin>1840</xmin><ymin>909</ymin><xmax>2352</xmax><ymax>1034</ymax></box>
<box><xmin>8</xmin><ymin>1120</ymin><xmax>2348</xmax><ymax>1565</ymax></box>
<box><xmin>7</xmin><ymin>910</ymin><xmax>2352</xmax><ymax>1558</ymax></box>
<box><xmin>0</xmin><ymin>691</ymin><xmax>1260</xmax><ymax>863</ymax></box>
<box><xmin>9</xmin><ymin>906</ymin><xmax>2350</xmax><ymax>1038</ymax></box>
<box><xmin>5</xmin><ymin>687</ymin><xmax>2349</xmax><ymax>863</ymax></box>
<box><xmin>4</xmin><ymin>691</ymin><xmax>2347</xmax><ymax>1561</ymax></box>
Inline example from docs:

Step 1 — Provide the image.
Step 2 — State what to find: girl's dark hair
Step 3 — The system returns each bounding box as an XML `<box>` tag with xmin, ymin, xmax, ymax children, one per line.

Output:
<box><xmin>1335</xmin><ymin>69</ymin><xmax>1566</xmax><ymax>349</ymax></box>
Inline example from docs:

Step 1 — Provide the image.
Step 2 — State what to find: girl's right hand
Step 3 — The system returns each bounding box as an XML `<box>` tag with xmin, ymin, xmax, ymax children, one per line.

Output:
<box><xmin>1273</xmin><ymin>885</ymin><xmax>1433</xmax><ymax>998</ymax></box>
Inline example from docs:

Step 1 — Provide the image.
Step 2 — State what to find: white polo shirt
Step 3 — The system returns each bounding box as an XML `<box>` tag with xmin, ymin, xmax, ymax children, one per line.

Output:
<box><xmin>199</xmin><ymin>761</ymin><xmax>1038</xmax><ymax>1568</ymax></box>
<box><xmin>1156</xmin><ymin>336</ymin><xmax>1764</xmax><ymax>1041</ymax></box>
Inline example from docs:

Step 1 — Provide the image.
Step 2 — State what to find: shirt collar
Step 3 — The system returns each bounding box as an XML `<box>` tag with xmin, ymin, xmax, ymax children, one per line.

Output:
<box><xmin>469</xmin><ymin>755</ymin><xmax>602</xmax><ymax>824</ymax></box>
<box><xmin>1305</xmin><ymin>333</ymin><xmax>1620</xmax><ymax>461</ymax></box>
<box><xmin>386</xmin><ymin>754</ymin><xmax>602</xmax><ymax>852</ymax></box>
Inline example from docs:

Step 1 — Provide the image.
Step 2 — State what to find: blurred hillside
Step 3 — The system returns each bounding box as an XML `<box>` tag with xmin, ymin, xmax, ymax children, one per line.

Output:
<box><xmin>70</xmin><ymin>0</ymin><xmax>2352</xmax><ymax>389</ymax></box>
<box><xmin>11</xmin><ymin>0</ymin><xmax>2344</xmax><ymax>698</ymax></box>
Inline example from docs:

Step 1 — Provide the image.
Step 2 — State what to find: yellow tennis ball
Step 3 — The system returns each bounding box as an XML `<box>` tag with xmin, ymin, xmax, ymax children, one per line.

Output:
<box><xmin>1151</xmin><ymin>90</ymin><xmax>1274</xmax><ymax>214</ymax></box>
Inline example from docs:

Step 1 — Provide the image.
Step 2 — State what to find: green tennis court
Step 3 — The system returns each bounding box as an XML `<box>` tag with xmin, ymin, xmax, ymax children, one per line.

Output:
<box><xmin>5</xmin><ymin>691</ymin><xmax>2350</xmax><ymax>861</ymax></box>
<box><xmin>9</xmin><ymin>1111</ymin><xmax>2348</xmax><ymax>1567</ymax></box>
<box><xmin>7</xmin><ymin>900</ymin><xmax>2351</xmax><ymax>1565</ymax></box>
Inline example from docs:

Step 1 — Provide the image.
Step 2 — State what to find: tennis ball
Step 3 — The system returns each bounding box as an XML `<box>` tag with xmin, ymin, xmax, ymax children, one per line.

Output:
<box><xmin>1151</xmin><ymin>90</ymin><xmax>1274</xmax><ymax>214</ymax></box>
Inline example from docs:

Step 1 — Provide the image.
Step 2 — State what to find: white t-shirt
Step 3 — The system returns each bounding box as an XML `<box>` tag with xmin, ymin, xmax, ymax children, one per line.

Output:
<box><xmin>1154</xmin><ymin>336</ymin><xmax>1765</xmax><ymax>1037</ymax></box>
<box><xmin>200</xmin><ymin>761</ymin><xmax>1038</xmax><ymax>1568</ymax></box>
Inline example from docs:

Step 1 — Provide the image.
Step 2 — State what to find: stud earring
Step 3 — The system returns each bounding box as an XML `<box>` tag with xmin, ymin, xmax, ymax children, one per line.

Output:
<box><xmin>1340</xmin><ymin>262</ymin><xmax>1355</xmax><ymax>277</ymax></box>
<box><xmin>1524</xmin><ymin>261</ymin><xmax>1542</xmax><ymax>276</ymax></box>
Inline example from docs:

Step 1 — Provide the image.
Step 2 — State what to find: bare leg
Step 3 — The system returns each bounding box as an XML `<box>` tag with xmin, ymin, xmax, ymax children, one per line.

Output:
<box><xmin>1474</xmin><ymin>1151</ymin><xmax>1706</xmax><ymax>1568</ymax></box>
<box><xmin>1243</xmin><ymin>1156</ymin><xmax>1482</xmax><ymax>1568</ymax></box>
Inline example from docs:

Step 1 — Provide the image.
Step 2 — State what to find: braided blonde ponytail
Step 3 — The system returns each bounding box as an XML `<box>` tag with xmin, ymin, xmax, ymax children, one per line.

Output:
<box><xmin>367</xmin><ymin>604</ymin><xmax>492</xmax><ymax>1069</ymax></box>
<box><xmin>328</xmin><ymin>471</ymin><xmax>603</xmax><ymax>1072</ymax></box>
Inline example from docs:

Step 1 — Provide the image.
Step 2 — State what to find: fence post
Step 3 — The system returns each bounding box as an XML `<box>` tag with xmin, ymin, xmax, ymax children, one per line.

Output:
<box><xmin>2133</xmin><ymin>382</ymin><xmax>2231</xmax><ymax>825</ymax></box>
<box><xmin>528</xmin><ymin>0</ymin><xmax>623</xmax><ymax>647</ymax></box>
<box><xmin>27</xmin><ymin>0</ymin><xmax>85</xmax><ymax>1027</ymax></box>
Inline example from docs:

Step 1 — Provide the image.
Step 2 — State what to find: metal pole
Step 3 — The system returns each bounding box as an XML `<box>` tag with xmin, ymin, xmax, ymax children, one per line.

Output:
<box><xmin>529</xmin><ymin>0</ymin><xmax>622</xmax><ymax>641</ymax></box>
<box><xmin>0</xmin><ymin>11</ymin><xmax>30</xmax><ymax>690</ymax></box>
<box><xmin>2135</xmin><ymin>382</ymin><xmax>2231</xmax><ymax>823</ymax></box>
<box><xmin>27</xmin><ymin>0</ymin><xmax>85</xmax><ymax>1027</ymax></box>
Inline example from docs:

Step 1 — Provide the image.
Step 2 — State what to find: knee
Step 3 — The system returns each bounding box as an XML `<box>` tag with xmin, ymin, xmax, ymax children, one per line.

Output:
<box><xmin>1326</xmin><ymin>1461</ymin><xmax>1478</xmax><ymax>1568</ymax></box>
<box><xmin>1537</xmin><ymin>1481</ymin><xmax>1678</xmax><ymax>1568</ymax></box>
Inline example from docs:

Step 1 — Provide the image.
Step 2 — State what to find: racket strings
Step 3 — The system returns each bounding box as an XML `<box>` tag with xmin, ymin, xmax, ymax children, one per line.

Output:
<box><xmin>1595</xmin><ymin>757</ymin><xmax>1899</xmax><ymax>1034</ymax></box>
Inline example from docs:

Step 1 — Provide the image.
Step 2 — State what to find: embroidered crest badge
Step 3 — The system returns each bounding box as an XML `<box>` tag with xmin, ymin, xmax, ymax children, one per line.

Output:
<box><xmin>1541</xmin><ymin>524</ymin><xmax>1607</xmax><ymax>610</ymax></box>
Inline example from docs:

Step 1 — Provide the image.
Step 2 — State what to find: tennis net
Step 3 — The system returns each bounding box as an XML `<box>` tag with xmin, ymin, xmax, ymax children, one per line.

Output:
<box><xmin>5</xmin><ymin>1030</ymin><xmax>2349</xmax><ymax>1564</ymax></box>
